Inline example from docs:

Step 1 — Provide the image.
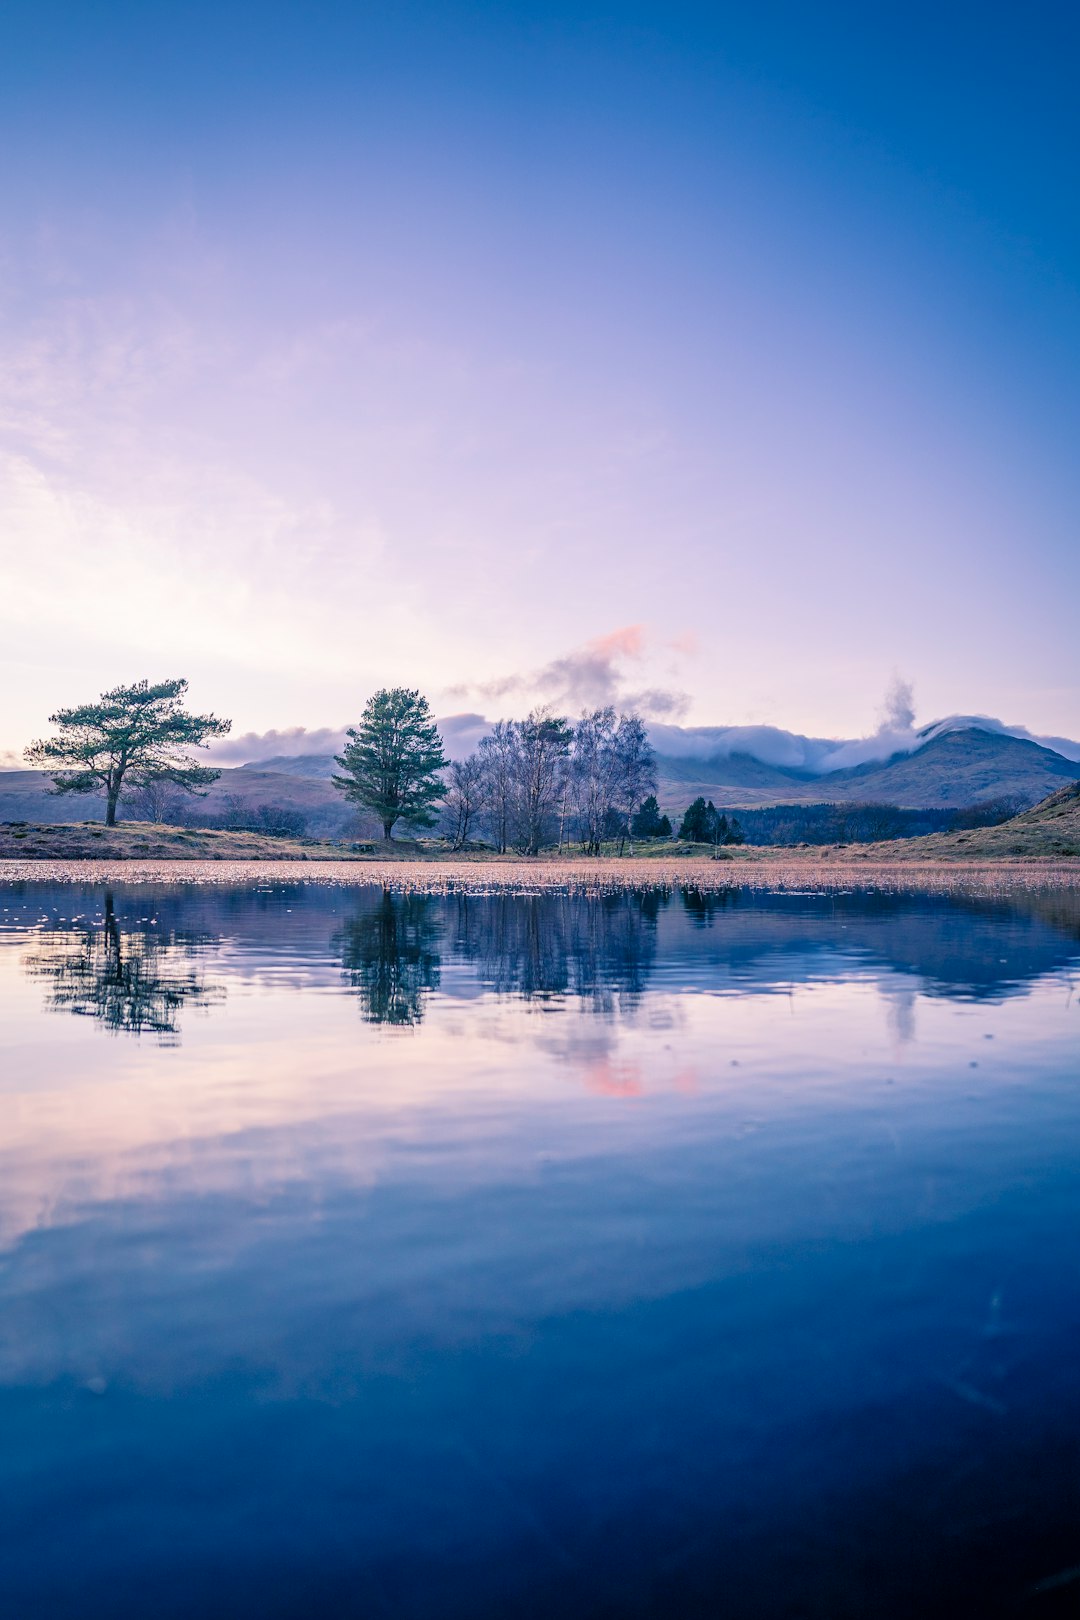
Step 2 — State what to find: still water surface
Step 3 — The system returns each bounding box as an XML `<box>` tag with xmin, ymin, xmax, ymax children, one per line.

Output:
<box><xmin>1</xmin><ymin>880</ymin><xmax>1078</xmax><ymax>1618</ymax></box>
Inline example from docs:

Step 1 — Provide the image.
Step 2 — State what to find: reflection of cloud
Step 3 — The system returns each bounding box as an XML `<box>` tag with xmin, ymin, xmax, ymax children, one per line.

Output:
<box><xmin>583</xmin><ymin>1057</ymin><xmax>644</xmax><ymax>1097</ymax></box>
<box><xmin>533</xmin><ymin>1002</ymin><xmax>694</xmax><ymax>1098</ymax></box>
<box><xmin>884</xmin><ymin>984</ymin><xmax>917</xmax><ymax>1047</ymax></box>
<box><xmin>535</xmin><ymin>1023</ymin><xmax>620</xmax><ymax>1066</ymax></box>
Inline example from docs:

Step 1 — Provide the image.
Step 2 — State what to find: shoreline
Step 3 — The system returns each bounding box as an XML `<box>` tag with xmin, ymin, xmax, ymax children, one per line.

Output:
<box><xmin>2</xmin><ymin>855</ymin><xmax>1078</xmax><ymax>894</ymax></box>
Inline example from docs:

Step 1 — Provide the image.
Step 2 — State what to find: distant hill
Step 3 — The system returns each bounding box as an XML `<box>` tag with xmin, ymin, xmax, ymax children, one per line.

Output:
<box><xmin>2</xmin><ymin>725</ymin><xmax>1077</xmax><ymax>830</ymax></box>
<box><xmin>654</xmin><ymin>750</ymin><xmax>804</xmax><ymax>798</ymax></box>
<box><xmin>654</xmin><ymin>726</ymin><xmax>1080</xmax><ymax>811</ymax></box>
<box><xmin>253</xmin><ymin>754</ymin><xmax>338</xmax><ymax>779</ymax></box>
<box><xmin>0</xmin><ymin>765</ymin><xmax>347</xmax><ymax>836</ymax></box>
<box><xmin>806</xmin><ymin>727</ymin><xmax>1080</xmax><ymax>807</ymax></box>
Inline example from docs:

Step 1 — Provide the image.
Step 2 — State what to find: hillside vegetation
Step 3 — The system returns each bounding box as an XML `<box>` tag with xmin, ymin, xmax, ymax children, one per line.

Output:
<box><xmin>856</xmin><ymin>781</ymin><xmax>1080</xmax><ymax>860</ymax></box>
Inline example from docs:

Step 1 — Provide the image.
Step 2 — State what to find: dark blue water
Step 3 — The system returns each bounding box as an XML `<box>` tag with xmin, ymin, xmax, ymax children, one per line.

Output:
<box><xmin>1</xmin><ymin>880</ymin><xmax>1078</xmax><ymax>1617</ymax></box>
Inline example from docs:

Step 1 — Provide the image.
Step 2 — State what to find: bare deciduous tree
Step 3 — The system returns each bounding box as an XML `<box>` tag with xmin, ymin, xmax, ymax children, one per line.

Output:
<box><xmin>444</xmin><ymin>755</ymin><xmax>486</xmax><ymax>849</ymax></box>
<box><xmin>512</xmin><ymin>708</ymin><xmax>573</xmax><ymax>855</ymax></box>
<box><xmin>614</xmin><ymin>714</ymin><xmax>656</xmax><ymax>854</ymax></box>
<box><xmin>477</xmin><ymin>721</ymin><xmax>518</xmax><ymax>854</ymax></box>
<box><xmin>571</xmin><ymin>708</ymin><xmax>623</xmax><ymax>855</ymax></box>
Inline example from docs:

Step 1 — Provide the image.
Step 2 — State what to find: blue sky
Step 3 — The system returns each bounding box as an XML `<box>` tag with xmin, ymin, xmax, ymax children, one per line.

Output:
<box><xmin>2</xmin><ymin>1</ymin><xmax>1077</xmax><ymax>754</ymax></box>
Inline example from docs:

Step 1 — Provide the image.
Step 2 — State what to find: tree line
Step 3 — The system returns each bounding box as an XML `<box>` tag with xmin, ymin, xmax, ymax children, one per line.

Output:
<box><xmin>335</xmin><ymin>688</ymin><xmax>658</xmax><ymax>853</ymax></box>
<box><xmin>27</xmin><ymin>675</ymin><xmax>1013</xmax><ymax>850</ymax></box>
<box><xmin>22</xmin><ymin>678</ymin><xmax>666</xmax><ymax>851</ymax></box>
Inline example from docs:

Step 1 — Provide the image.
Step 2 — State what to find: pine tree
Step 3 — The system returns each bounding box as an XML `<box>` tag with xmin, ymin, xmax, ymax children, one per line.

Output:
<box><xmin>679</xmin><ymin>796</ymin><xmax>711</xmax><ymax>841</ymax></box>
<box><xmin>333</xmin><ymin>688</ymin><xmax>448</xmax><ymax>841</ymax></box>
<box><xmin>25</xmin><ymin>678</ymin><xmax>230</xmax><ymax>826</ymax></box>
<box><xmin>631</xmin><ymin>794</ymin><xmax>664</xmax><ymax>837</ymax></box>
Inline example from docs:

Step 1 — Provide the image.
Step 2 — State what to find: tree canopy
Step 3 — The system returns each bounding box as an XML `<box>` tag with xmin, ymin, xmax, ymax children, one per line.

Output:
<box><xmin>445</xmin><ymin>705</ymin><xmax>655</xmax><ymax>854</ymax></box>
<box><xmin>679</xmin><ymin>797</ymin><xmax>744</xmax><ymax>845</ymax></box>
<box><xmin>332</xmin><ymin>688</ymin><xmax>448</xmax><ymax>840</ymax></box>
<box><xmin>631</xmin><ymin>794</ymin><xmax>671</xmax><ymax>838</ymax></box>
<box><xmin>25</xmin><ymin>678</ymin><xmax>231</xmax><ymax>826</ymax></box>
<box><xmin>514</xmin><ymin>708</ymin><xmax>574</xmax><ymax>855</ymax></box>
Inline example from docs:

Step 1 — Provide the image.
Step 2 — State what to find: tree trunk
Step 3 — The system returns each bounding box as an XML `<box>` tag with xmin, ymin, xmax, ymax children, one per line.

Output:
<box><xmin>383</xmin><ymin>819</ymin><xmax>394</xmax><ymax>841</ymax></box>
<box><xmin>105</xmin><ymin>782</ymin><xmax>121</xmax><ymax>826</ymax></box>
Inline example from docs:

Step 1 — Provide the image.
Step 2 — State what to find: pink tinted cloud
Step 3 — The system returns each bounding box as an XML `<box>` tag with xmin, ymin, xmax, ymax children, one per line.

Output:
<box><xmin>455</xmin><ymin>626</ymin><xmax>690</xmax><ymax>718</ymax></box>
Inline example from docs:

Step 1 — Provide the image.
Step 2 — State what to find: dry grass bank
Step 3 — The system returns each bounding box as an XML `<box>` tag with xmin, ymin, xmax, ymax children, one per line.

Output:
<box><xmin>1</xmin><ymin>853</ymin><xmax>1078</xmax><ymax>896</ymax></box>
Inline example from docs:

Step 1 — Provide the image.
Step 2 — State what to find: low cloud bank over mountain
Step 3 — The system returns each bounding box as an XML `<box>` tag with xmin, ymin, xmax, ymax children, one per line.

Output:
<box><xmin>210</xmin><ymin>726</ymin><xmax>351</xmax><ymax>766</ymax></box>
<box><xmin>217</xmin><ymin>709</ymin><xmax>1080</xmax><ymax>775</ymax></box>
<box><xmin>204</xmin><ymin>639</ymin><xmax>1079</xmax><ymax>775</ymax></box>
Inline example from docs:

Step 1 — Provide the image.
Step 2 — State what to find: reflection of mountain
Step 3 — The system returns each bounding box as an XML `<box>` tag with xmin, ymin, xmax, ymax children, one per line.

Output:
<box><xmin>335</xmin><ymin>890</ymin><xmax>442</xmax><ymax>1025</ymax></box>
<box><xmin>664</xmin><ymin>886</ymin><xmax>1080</xmax><ymax>1000</ymax></box>
<box><xmin>23</xmin><ymin>892</ymin><xmax>223</xmax><ymax>1040</ymax></box>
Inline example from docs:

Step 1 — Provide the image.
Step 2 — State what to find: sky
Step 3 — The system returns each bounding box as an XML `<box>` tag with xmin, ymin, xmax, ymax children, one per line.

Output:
<box><xmin>2</xmin><ymin>0</ymin><xmax>1078</xmax><ymax>760</ymax></box>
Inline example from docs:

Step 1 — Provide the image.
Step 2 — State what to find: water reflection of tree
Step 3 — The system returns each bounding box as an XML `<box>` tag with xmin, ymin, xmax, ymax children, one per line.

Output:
<box><xmin>23</xmin><ymin>891</ymin><xmax>223</xmax><ymax>1041</ymax></box>
<box><xmin>448</xmin><ymin>889</ymin><xmax>666</xmax><ymax>1012</ymax></box>
<box><xmin>680</xmin><ymin>885</ymin><xmax>741</xmax><ymax>927</ymax></box>
<box><xmin>335</xmin><ymin>890</ymin><xmax>442</xmax><ymax>1025</ymax></box>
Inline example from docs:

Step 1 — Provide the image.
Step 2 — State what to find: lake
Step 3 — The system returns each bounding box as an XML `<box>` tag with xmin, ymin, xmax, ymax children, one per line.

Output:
<box><xmin>1</xmin><ymin>876</ymin><xmax>1078</xmax><ymax>1617</ymax></box>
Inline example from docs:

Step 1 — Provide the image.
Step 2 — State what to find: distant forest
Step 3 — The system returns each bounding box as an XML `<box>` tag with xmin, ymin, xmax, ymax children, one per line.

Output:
<box><xmin>149</xmin><ymin>790</ymin><xmax>1026</xmax><ymax>849</ymax></box>
<box><xmin>720</xmin><ymin>797</ymin><xmax>1029</xmax><ymax>846</ymax></box>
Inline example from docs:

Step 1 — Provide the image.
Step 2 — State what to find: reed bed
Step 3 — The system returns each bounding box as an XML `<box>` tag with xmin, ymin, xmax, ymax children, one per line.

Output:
<box><xmin>2</xmin><ymin>855</ymin><xmax>1078</xmax><ymax>896</ymax></box>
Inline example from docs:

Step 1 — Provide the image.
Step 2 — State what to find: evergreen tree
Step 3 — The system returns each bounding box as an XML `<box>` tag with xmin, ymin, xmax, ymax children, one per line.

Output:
<box><xmin>333</xmin><ymin>688</ymin><xmax>448</xmax><ymax>840</ymax></box>
<box><xmin>631</xmin><ymin>794</ymin><xmax>664</xmax><ymax>837</ymax></box>
<box><xmin>656</xmin><ymin>812</ymin><xmax>673</xmax><ymax>837</ymax></box>
<box><xmin>679</xmin><ymin>796</ymin><xmax>711</xmax><ymax>841</ymax></box>
<box><xmin>25</xmin><ymin>678</ymin><xmax>230</xmax><ymax>827</ymax></box>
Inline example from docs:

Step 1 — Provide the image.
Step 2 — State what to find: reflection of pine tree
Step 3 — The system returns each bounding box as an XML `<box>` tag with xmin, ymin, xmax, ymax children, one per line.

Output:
<box><xmin>335</xmin><ymin>890</ymin><xmax>442</xmax><ymax>1025</ymax></box>
<box><xmin>23</xmin><ymin>891</ymin><xmax>223</xmax><ymax>1041</ymax></box>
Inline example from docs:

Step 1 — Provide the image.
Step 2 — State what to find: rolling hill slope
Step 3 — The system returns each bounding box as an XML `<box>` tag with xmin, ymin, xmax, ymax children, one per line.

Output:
<box><xmin>0</xmin><ymin>766</ymin><xmax>347</xmax><ymax>834</ymax></box>
<box><xmin>871</xmin><ymin>780</ymin><xmax>1080</xmax><ymax>859</ymax></box>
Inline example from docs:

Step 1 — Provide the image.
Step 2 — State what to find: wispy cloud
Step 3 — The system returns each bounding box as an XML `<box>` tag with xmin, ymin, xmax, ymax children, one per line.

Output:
<box><xmin>447</xmin><ymin>626</ymin><xmax>691</xmax><ymax>719</ymax></box>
